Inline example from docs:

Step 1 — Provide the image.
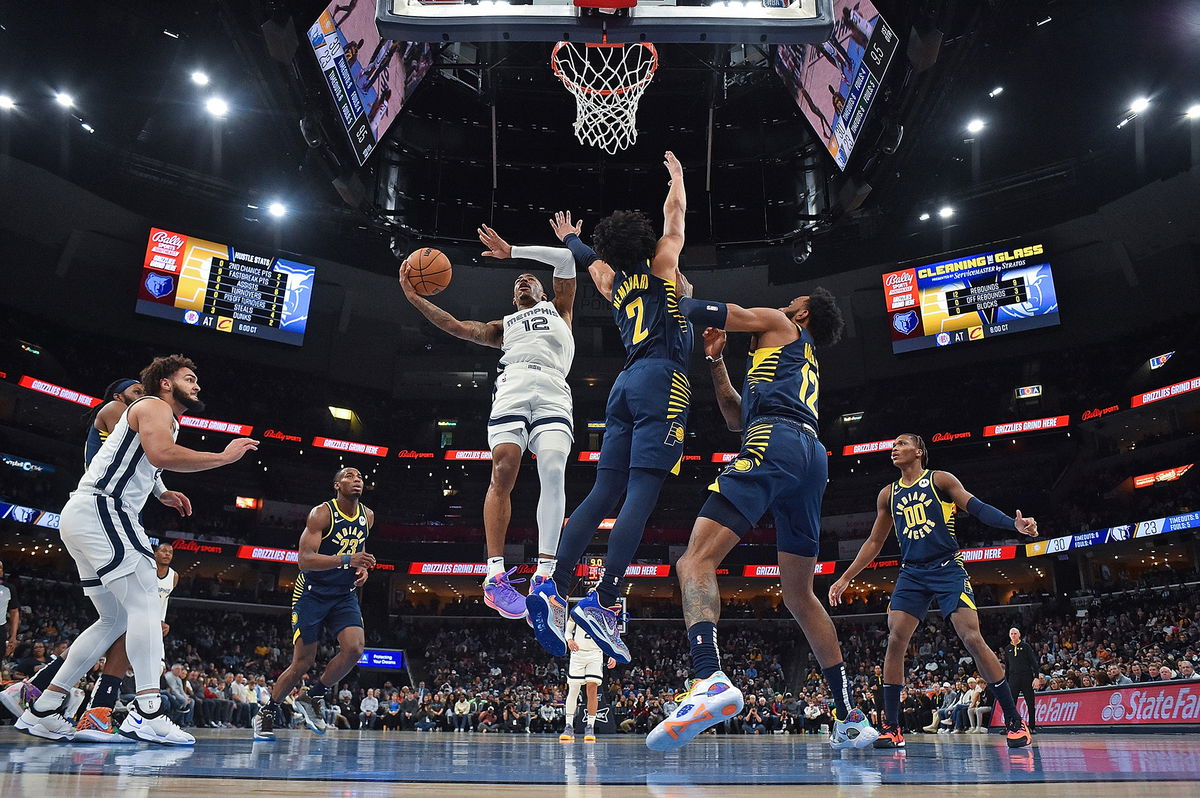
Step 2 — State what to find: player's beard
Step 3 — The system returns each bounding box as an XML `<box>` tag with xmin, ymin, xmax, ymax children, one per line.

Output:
<box><xmin>172</xmin><ymin>384</ymin><xmax>205</xmax><ymax>414</ymax></box>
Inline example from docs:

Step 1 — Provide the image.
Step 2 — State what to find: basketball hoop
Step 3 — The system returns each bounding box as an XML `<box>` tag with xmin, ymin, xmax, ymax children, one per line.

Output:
<box><xmin>551</xmin><ymin>40</ymin><xmax>658</xmax><ymax>154</ymax></box>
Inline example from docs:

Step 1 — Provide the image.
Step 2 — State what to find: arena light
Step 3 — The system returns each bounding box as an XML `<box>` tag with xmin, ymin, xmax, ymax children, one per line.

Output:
<box><xmin>267</xmin><ymin>201</ymin><xmax>286</xmax><ymax>218</ymax></box>
<box><xmin>938</xmin><ymin>206</ymin><xmax>954</xmax><ymax>218</ymax></box>
<box><xmin>989</xmin><ymin>86</ymin><xmax>1004</xmax><ymax>98</ymax></box>
<box><xmin>205</xmin><ymin>96</ymin><xmax>229</xmax><ymax>117</ymax></box>
<box><xmin>1188</xmin><ymin>105</ymin><xmax>1200</xmax><ymax>120</ymax></box>
<box><xmin>918</xmin><ymin>212</ymin><xmax>930</xmax><ymax>221</ymax></box>
<box><xmin>162</xmin><ymin>29</ymin><xmax>181</xmax><ymax>39</ymax></box>
<box><xmin>1036</xmin><ymin>16</ymin><xmax>1052</xmax><ymax>26</ymax></box>
<box><xmin>54</xmin><ymin>92</ymin><xmax>74</xmax><ymax>108</ymax></box>
<box><xmin>0</xmin><ymin>94</ymin><xmax>14</xmax><ymax>111</ymax></box>
<box><xmin>328</xmin><ymin>406</ymin><xmax>354</xmax><ymax>421</ymax></box>
<box><xmin>966</xmin><ymin>118</ymin><xmax>985</xmax><ymax>134</ymax></box>
<box><xmin>191</xmin><ymin>70</ymin><xmax>209</xmax><ymax>86</ymax></box>
<box><xmin>80</xmin><ymin>121</ymin><xmax>95</xmax><ymax>133</ymax></box>
<box><xmin>1130</xmin><ymin>97</ymin><xmax>1150</xmax><ymax>115</ymax></box>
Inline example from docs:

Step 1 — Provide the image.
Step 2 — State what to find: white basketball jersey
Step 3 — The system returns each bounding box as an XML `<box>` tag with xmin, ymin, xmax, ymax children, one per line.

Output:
<box><xmin>76</xmin><ymin>396</ymin><xmax>177</xmax><ymax>510</ymax></box>
<box><xmin>568</xmin><ymin>618</ymin><xmax>601</xmax><ymax>653</ymax></box>
<box><xmin>158</xmin><ymin>567</ymin><xmax>177</xmax><ymax>620</ymax></box>
<box><xmin>499</xmin><ymin>300</ymin><xmax>574</xmax><ymax>376</ymax></box>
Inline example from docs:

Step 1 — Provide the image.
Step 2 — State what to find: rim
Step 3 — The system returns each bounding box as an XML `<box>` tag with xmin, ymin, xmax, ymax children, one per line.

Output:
<box><xmin>551</xmin><ymin>41</ymin><xmax>659</xmax><ymax>97</ymax></box>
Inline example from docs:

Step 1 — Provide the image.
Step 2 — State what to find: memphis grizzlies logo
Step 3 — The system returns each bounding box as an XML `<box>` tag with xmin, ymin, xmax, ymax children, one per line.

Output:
<box><xmin>996</xmin><ymin>264</ymin><xmax>1058</xmax><ymax>321</ymax></box>
<box><xmin>892</xmin><ymin>310</ymin><xmax>919</xmax><ymax>335</ymax></box>
<box><xmin>144</xmin><ymin>272</ymin><xmax>174</xmax><ymax>299</ymax></box>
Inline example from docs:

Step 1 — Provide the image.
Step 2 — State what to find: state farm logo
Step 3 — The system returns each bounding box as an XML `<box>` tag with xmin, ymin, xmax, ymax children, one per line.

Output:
<box><xmin>151</xmin><ymin>231</ymin><xmax>185</xmax><ymax>248</ymax></box>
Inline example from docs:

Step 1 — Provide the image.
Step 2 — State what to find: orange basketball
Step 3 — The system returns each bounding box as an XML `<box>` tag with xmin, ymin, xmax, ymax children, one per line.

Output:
<box><xmin>406</xmin><ymin>247</ymin><xmax>453</xmax><ymax>296</ymax></box>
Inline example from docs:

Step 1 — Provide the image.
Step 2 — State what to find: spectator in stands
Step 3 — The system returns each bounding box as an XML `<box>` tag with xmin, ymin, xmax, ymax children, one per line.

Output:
<box><xmin>1107</xmin><ymin>664</ymin><xmax>1132</xmax><ymax>685</ymax></box>
<box><xmin>967</xmin><ymin>682</ymin><xmax>992</xmax><ymax>733</ymax></box>
<box><xmin>1158</xmin><ymin>665</ymin><xmax>1176</xmax><ymax>681</ymax></box>
<box><xmin>477</xmin><ymin>704</ymin><xmax>498</xmax><ymax>733</ymax></box>
<box><xmin>380</xmin><ymin>692</ymin><xmax>403</xmax><ymax>731</ymax></box>
<box><xmin>1177</xmin><ymin>661</ymin><xmax>1198</xmax><ymax>680</ymax></box>
<box><xmin>452</xmin><ymin>692</ymin><xmax>472</xmax><ymax>731</ymax></box>
<box><xmin>358</xmin><ymin>688</ymin><xmax>380</xmax><ymax>729</ymax></box>
<box><xmin>923</xmin><ymin>682</ymin><xmax>960</xmax><ymax>733</ymax></box>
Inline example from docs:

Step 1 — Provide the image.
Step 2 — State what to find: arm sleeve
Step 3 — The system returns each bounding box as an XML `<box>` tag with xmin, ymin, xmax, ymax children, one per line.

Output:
<box><xmin>965</xmin><ymin>496</ymin><xmax>1016</xmax><ymax>530</ymax></box>
<box><xmin>510</xmin><ymin>245</ymin><xmax>576</xmax><ymax>279</ymax></box>
<box><xmin>678</xmin><ymin>296</ymin><xmax>729</xmax><ymax>329</ymax></box>
<box><xmin>562</xmin><ymin>233</ymin><xmax>600</xmax><ymax>269</ymax></box>
<box><xmin>152</xmin><ymin>474</ymin><xmax>168</xmax><ymax>498</ymax></box>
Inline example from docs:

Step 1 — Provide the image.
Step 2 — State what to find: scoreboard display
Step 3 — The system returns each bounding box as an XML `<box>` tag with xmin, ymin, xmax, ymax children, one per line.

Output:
<box><xmin>136</xmin><ymin>227</ymin><xmax>315</xmax><ymax>347</ymax></box>
<box><xmin>883</xmin><ymin>240</ymin><xmax>1060</xmax><ymax>354</ymax></box>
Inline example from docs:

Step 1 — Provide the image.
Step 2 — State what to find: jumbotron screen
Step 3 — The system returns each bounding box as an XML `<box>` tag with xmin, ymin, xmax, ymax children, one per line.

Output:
<box><xmin>136</xmin><ymin>227</ymin><xmax>315</xmax><ymax>347</ymax></box>
<box><xmin>884</xmin><ymin>240</ymin><xmax>1060</xmax><ymax>354</ymax></box>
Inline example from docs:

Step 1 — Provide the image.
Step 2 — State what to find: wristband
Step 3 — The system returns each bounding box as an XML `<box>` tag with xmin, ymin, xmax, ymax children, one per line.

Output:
<box><xmin>706</xmin><ymin>355</ymin><xmax>724</xmax><ymax>364</ymax></box>
<box><xmin>340</xmin><ymin>554</ymin><xmax>351</xmax><ymax>568</ymax></box>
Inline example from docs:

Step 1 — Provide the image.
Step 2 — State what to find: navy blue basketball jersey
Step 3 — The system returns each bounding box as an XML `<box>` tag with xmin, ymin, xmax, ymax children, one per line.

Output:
<box><xmin>609</xmin><ymin>263</ymin><xmax>693</xmax><ymax>370</ymax></box>
<box><xmin>740</xmin><ymin>326</ymin><xmax>820</xmax><ymax>430</ymax></box>
<box><xmin>84</xmin><ymin>425</ymin><xmax>107</xmax><ymax>468</ymax></box>
<box><xmin>299</xmin><ymin>500</ymin><xmax>370</xmax><ymax>594</ymax></box>
<box><xmin>890</xmin><ymin>470</ymin><xmax>960</xmax><ymax>564</ymax></box>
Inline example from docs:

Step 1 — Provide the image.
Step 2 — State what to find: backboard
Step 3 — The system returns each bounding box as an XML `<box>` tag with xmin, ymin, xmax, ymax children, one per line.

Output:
<box><xmin>376</xmin><ymin>0</ymin><xmax>835</xmax><ymax>46</ymax></box>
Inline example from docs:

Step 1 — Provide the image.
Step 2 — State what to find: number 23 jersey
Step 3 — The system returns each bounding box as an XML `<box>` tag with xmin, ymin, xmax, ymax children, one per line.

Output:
<box><xmin>300</xmin><ymin>500</ymin><xmax>371</xmax><ymax>594</ymax></box>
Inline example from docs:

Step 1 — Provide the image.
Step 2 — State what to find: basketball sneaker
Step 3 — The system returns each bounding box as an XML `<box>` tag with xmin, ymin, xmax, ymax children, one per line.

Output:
<box><xmin>1005</xmin><ymin>718</ymin><xmax>1032</xmax><ymax>748</ymax></box>
<box><xmin>583</xmin><ymin>720</ymin><xmax>596</xmax><ymax>743</ymax></box>
<box><xmin>294</xmin><ymin>693</ymin><xmax>328</xmax><ymax>735</ymax></box>
<box><xmin>74</xmin><ymin>707</ymin><xmax>134</xmax><ymax>743</ymax></box>
<box><xmin>570</xmin><ymin>592</ymin><xmax>629</xmax><ymax>664</ymax></box>
<box><xmin>119</xmin><ymin>701</ymin><xmax>195</xmax><ymax>745</ymax></box>
<box><xmin>0</xmin><ymin>681</ymin><xmax>33</xmax><ymax>719</ymax></box>
<box><xmin>872</xmin><ymin>722</ymin><xmax>905</xmax><ymax>749</ymax></box>
<box><xmin>830</xmin><ymin>708</ymin><xmax>880</xmax><ymax>750</ymax></box>
<box><xmin>526</xmin><ymin>575</ymin><xmax>550</xmax><ymax>628</ymax></box>
<box><xmin>483</xmin><ymin>567</ymin><xmax>528</xmax><ymax>620</ymax></box>
<box><xmin>646</xmin><ymin>671</ymin><xmax>744</xmax><ymax>751</ymax></box>
<box><xmin>15</xmin><ymin>703</ymin><xmax>76</xmax><ymax>741</ymax></box>
<box><xmin>252</xmin><ymin>708</ymin><xmax>276</xmax><ymax>741</ymax></box>
<box><xmin>559</xmin><ymin>726</ymin><xmax>575</xmax><ymax>743</ymax></box>
<box><xmin>526</xmin><ymin>577</ymin><xmax>569</xmax><ymax>657</ymax></box>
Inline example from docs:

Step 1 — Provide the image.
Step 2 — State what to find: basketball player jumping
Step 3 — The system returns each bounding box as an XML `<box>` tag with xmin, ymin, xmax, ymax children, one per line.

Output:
<box><xmin>399</xmin><ymin>225</ymin><xmax>578</xmax><ymax>621</ymax></box>
<box><xmin>646</xmin><ymin>293</ymin><xmax>876</xmax><ymax>751</ymax></box>
<box><xmin>528</xmin><ymin>151</ymin><xmax>726</xmax><ymax>664</ymax></box>
<box><xmin>559</xmin><ymin>615</ymin><xmax>616</xmax><ymax>744</ymax></box>
<box><xmin>18</xmin><ymin>355</ymin><xmax>257</xmax><ymax>745</ymax></box>
<box><xmin>828</xmin><ymin>434</ymin><xmax>1036</xmax><ymax>749</ymax></box>
<box><xmin>253</xmin><ymin>467</ymin><xmax>374</xmax><ymax>741</ymax></box>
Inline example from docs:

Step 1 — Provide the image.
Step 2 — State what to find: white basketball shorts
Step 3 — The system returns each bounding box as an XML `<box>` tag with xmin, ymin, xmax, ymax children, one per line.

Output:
<box><xmin>488</xmin><ymin>363</ymin><xmax>573</xmax><ymax>452</ymax></box>
<box><xmin>59</xmin><ymin>492</ymin><xmax>156</xmax><ymax>593</ymax></box>
<box><xmin>568</xmin><ymin>650</ymin><xmax>604</xmax><ymax>684</ymax></box>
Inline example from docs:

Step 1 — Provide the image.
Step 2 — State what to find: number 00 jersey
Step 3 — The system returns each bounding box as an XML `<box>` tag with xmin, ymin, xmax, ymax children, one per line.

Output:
<box><xmin>890</xmin><ymin>469</ymin><xmax>960</xmax><ymax>564</ymax></box>
<box><xmin>610</xmin><ymin>264</ymin><xmax>693</xmax><ymax>371</ymax></box>
<box><xmin>741</xmin><ymin>325</ymin><xmax>820</xmax><ymax>430</ymax></box>
<box><xmin>297</xmin><ymin>500</ymin><xmax>370</xmax><ymax>595</ymax></box>
<box><xmin>499</xmin><ymin>300</ymin><xmax>574</xmax><ymax>376</ymax></box>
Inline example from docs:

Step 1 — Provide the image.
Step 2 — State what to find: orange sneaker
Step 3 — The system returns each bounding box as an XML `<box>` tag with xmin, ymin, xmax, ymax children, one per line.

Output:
<box><xmin>1006</xmin><ymin>720</ymin><xmax>1032</xmax><ymax>748</ymax></box>
<box><xmin>75</xmin><ymin>707</ymin><xmax>133</xmax><ymax>744</ymax></box>
<box><xmin>872</xmin><ymin>723</ymin><xmax>905</xmax><ymax>749</ymax></box>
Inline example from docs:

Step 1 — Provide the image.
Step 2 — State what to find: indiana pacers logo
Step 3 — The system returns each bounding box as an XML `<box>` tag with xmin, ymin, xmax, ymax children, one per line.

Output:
<box><xmin>731</xmin><ymin>458</ymin><xmax>753</xmax><ymax>473</ymax></box>
<box><xmin>896</xmin><ymin>491</ymin><xmax>936</xmax><ymax>540</ymax></box>
<box><xmin>663</xmin><ymin>421</ymin><xmax>685</xmax><ymax>446</ymax></box>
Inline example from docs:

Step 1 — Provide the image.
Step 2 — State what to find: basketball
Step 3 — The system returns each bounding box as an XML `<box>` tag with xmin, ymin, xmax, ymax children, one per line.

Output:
<box><xmin>405</xmin><ymin>247</ymin><xmax>453</xmax><ymax>296</ymax></box>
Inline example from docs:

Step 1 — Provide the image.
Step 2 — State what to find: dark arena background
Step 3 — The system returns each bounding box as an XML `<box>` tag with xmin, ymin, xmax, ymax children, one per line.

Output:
<box><xmin>1</xmin><ymin>0</ymin><xmax>1199</xmax><ymax>795</ymax></box>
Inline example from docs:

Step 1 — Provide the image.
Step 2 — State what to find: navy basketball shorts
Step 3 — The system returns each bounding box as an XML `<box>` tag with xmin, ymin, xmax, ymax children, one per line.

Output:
<box><xmin>596</xmin><ymin>358</ymin><xmax>691</xmax><ymax>475</ymax></box>
<box><xmin>888</xmin><ymin>558</ymin><xmax>976</xmax><ymax>621</ymax></box>
<box><xmin>703</xmin><ymin>417</ymin><xmax>826</xmax><ymax>557</ymax></box>
<box><xmin>291</xmin><ymin>590</ymin><xmax>363</xmax><ymax>645</ymax></box>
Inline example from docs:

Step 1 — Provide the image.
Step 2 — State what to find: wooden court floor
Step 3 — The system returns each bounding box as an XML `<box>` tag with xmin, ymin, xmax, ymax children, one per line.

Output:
<box><xmin>2</xmin><ymin>728</ymin><xmax>1197</xmax><ymax>797</ymax></box>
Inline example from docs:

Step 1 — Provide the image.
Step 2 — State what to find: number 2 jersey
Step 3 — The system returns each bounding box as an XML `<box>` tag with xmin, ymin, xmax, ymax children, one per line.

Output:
<box><xmin>609</xmin><ymin>264</ymin><xmax>693</xmax><ymax>370</ymax></box>
<box><xmin>296</xmin><ymin>500</ymin><xmax>371</xmax><ymax>595</ymax></box>
<box><xmin>890</xmin><ymin>469</ymin><xmax>961</xmax><ymax>564</ymax></box>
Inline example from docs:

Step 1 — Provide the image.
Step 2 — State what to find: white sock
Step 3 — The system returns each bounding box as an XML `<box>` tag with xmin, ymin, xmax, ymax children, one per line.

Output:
<box><xmin>535</xmin><ymin>557</ymin><xmax>556</xmax><ymax>579</ymax></box>
<box><xmin>586</xmin><ymin>714</ymin><xmax>596</xmax><ymax>726</ymax></box>
<box><xmin>33</xmin><ymin>690</ymin><xmax>66</xmax><ymax>713</ymax></box>
<box><xmin>487</xmin><ymin>557</ymin><xmax>505</xmax><ymax>579</ymax></box>
<box><xmin>136</xmin><ymin>693</ymin><xmax>162</xmax><ymax>715</ymax></box>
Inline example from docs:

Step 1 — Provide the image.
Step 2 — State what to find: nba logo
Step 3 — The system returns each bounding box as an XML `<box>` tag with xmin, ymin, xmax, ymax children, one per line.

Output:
<box><xmin>936</xmin><ymin>332</ymin><xmax>952</xmax><ymax>346</ymax></box>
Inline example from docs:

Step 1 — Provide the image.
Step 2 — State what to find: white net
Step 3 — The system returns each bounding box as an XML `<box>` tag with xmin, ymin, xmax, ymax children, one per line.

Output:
<box><xmin>551</xmin><ymin>41</ymin><xmax>659</xmax><ymax>155</ymax></box>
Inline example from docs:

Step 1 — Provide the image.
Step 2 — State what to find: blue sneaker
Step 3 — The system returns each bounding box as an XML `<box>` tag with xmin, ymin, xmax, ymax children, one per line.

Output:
<box><xmin>570</xmin><ymin>592</ymin><xmax>630</xmax><ymax>664</ymax></box>
<box><xmin>526</xmin><ymin>577</ymin><xmax>568</xmax><ymax>657</ymax></box>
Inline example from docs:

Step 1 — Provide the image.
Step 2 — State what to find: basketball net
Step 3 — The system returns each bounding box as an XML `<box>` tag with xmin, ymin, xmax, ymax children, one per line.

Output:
<box><xmin>551</xmin><ymin>40</ymin><xmax>658</xmax><ymax>154</ymax></box>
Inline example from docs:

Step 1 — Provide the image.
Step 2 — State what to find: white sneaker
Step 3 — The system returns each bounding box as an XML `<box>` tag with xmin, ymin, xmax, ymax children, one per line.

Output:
<box><xmin>15</xmin><ymin>706</ymin><xmax>77</xmax><ymax>741</ymax></box>
<box><xmin>646</xmin><ymin>671</ymin><xmax>744</xmax><ymax>751</ymax></box>
<box><xmin>293</xmin><ymin>694</ymin><xmax>328</xmax><ymax>735</ymax></box>
<box><xmin>0</xmin><ymin>681</ymin><xmax>31</xmax><ymax>719</ymax></box>
<box><xmin>830</xmin><ymin>708</ymin><xmax>880</xmax><ymax>750</ymax></box>
<box><xmin>119</xmin><ymin>702</ymin><xmax>196</xmax><ymax>745</ymax></box>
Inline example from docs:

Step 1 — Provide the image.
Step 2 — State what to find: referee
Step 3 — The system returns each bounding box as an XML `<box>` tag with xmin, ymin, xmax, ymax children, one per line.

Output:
<box><xmin>1003</xmin><ymin>627</ymin><xmax>1039</xmax><ymax>732</ymax></box>
<box><xmin>0</xmin><ymin>560</ymin><xmax>19</xmax><ymax>660</ymax></box>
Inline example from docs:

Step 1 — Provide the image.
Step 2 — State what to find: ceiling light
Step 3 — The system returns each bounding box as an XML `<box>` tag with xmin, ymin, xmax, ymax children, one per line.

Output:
<box><xmin>1186</xmin><ymin>105</ymin><xmax>1200</xmax><ymax>120</ymax></box>
<box><xmin>55</xmin><ymin>92</ymin><xmax>74</xmax><ymax>108</ymax></box>
<box><xmin>205</xmin><ymin>96</ymin><xmax>229</xmax><ymax>117</ymax></box>
<box><xmin>267</xmin><ymin>201</ymin><xmax>286</xmax><ymax>218</ymax></box>
<box><xmin>918</xmin><ymin>212</ymin><xmax>930</xmax><ymax>221</ymax></box>
<box><xmin>938</xmin><ymin>206</ymin><xmax>954</xmax><ymax>218</ymax></box>
<box><xmin>1130</xmin><ymin>97</ymin><xmax>1149</xmax><ymax>114</ymax></box>
<box><xmin>1036</xmin><ymin>16</ymin><xmax>1051</xmax><ymax>26</ymax></box>
<box><xmin>163</xmin><ymin>29</ymin><xmax>181</xmax><ymax>39</ymax></box>
<box><xmin>989</xmin><ymin>87</ymin><xmax>1004</xmax><ymax>98</ymax></box>
<box><xmin>80</xmin><ymin>122</ymin><xmax>95</xmax><ymax>133</ymax></box>
<box><xmin>966</xmin><ymin>118</ymin><xmax>985</xmax><ymax>134</ymax></box>
<box><xmin>328</xmin><ymin>406</ymin><xmax>355</xmax><ymax>420</ymax></box>
<box><xmin>0</xmin><ymin>95</ymin><xmax>14</xmax><ymax>111</ymax></box>
<box><xmin>191</xmin><ymin>71</ymin><xmax>210</xmax><ymax>86</ymax></box>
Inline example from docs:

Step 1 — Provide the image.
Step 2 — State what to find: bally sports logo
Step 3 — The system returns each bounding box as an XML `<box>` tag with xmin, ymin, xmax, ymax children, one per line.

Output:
<box><xmin>145</xmin><ymin>228</ymin><xmax>187</xmax><ymax>273</ymax></box>
<box><xmin>151</xmin><ymin>231</ymin><xmax>185</xmax><ymax>248</ymax></box>
<box><xmin>883</xmin><ymin>269</ymin><xmax>918</xmax><ymax>311</ymax></box>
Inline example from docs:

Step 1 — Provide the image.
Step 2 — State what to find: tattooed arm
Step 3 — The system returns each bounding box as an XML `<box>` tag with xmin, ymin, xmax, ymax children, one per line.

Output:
<box><xmin>400</xmin><ymin>260</ymin><xmax>503</xmax><ymax>348</ymax></box>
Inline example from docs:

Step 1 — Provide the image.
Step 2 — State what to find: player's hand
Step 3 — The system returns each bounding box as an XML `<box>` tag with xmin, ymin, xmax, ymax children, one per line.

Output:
<box><xmin>161</xmin><ymin>622</ymin><xmax>170</xmax><ymax>637</ymax></box>
<box><xmin>4</xmin><ymin>639</ymin><xmax>15</xmax><ymax>657</ymax></box>
<box><xmin>221</xmin><ymin>438</ymin><xmax>259</xmax><ymax>465</ymax></box>
<box><xmin>478</xmin><ymin>224</ymin><xmax>513</xmax><ymax>259</ymax></box>
<box><xmin>607</xmin><ymin>657</ymin><xmax>617</xmax><ymax>669</ymax></box>
<box><xmin>567</xmin><ymin>640</ymin><xmax>580</xmax><ymax>652</ymax></box>
<box><xmin>549</xmin><ymin>211</ymin><xmax>582</xmax><ymax>242</ymax></box>
<box><xmin>703</xmin><ymin>328</ymin><xmax>726</xmax><ymax>360</ymax></box>
<box><xmin>349</xmin><ymin>551</ymin><xmax>377</xmax><ymax>569</ymax></box>
<box><xmin>354</xmin><ymin>566</ymin><xmax>370</xmax><ymax>588</ymax></box>
<box><xmin>1015</xmin><ymin>510</ymin><xmax>1038</xmax><ymax>538</ymax></box>
<box><xmin>664</xmin><ymin>150</ymin><xmax>683</xmax><ymax>184</ymax></box>
<box><xmin>398</xmin><ymin>260</ymin><xmax>420</xmax><ymax>299</ymax></box>
<box><xmin>158</xmin><ymin>490</ymin><xmax>192</xmax><ymax>517</ymax></box>
<box><xmin>828</xmin><ymin>577</ymin><xmax>850</xmax><ymax>607</ymax></box>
